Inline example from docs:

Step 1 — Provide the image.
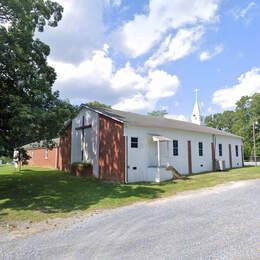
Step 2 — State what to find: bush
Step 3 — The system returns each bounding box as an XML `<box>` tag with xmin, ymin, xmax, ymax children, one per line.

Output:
<box><xmin>71</xmin><ymin>162</ymin><xmax>92</xmax><ymax>167</ymax></box>
<box><xmin>0</xmin><ymin>156</ymin><xmax>12</xmax><ymax>164</ymax></box>
<box><xmin>70</xmin><ymin>162</ymin><xmax>93</xmax><ymax>177</ymax></box>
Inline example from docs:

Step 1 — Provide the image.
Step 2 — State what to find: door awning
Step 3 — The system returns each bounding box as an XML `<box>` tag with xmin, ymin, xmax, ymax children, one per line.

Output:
<box><xmin>151</xmin><ymin>135</ymin><xmax>171</xmax><ymax>142</ymax></box>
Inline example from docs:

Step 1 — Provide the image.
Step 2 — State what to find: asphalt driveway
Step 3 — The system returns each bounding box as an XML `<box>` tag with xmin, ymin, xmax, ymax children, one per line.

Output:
<box><xmin>0</xmin><ymin>179</ymin><xmax>260</xmax><ymax>260</ymax></box>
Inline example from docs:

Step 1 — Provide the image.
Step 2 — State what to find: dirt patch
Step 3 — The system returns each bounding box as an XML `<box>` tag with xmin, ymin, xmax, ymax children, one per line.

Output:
<box><xmin>0</xmin><ymin>210</ymin><xmax>103</xmax><ymax>242</ymax></box>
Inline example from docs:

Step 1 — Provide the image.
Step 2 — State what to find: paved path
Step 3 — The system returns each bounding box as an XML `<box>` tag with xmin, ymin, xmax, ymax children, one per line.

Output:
<box><xmin>0</xmin><ymin>180</ymin><xmax>260</xmax><ymax>260</ymax></box>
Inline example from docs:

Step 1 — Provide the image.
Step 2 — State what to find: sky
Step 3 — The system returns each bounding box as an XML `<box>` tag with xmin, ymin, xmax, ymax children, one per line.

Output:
<box><xmin>38</xmin><ymin>0</ymin><xmax>260</xmax><ymax>120</ymax></box>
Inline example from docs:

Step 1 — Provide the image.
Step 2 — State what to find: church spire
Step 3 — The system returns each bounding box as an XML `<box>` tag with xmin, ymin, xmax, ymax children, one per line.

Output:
<box><xmin>191</xmin><ymin>89</ymin><xmax>203</xmax><ymax>125</ymax></box>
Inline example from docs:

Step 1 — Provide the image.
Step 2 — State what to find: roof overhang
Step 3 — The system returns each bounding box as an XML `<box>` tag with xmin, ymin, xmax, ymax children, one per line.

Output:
<box><xmin>151</xmin><ymin>135</ymin><xmax>171</xmax><ymax>142</ymax></box>
<box><xmin>83</xmin><ymin>105</ymin><xmax>125</xmax><ymax>123</ymax></box>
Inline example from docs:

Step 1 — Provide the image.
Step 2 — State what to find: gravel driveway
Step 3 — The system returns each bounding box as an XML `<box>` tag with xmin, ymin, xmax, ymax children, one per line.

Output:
<box><xmin>0</xmin><ymin>180</ymin><xmax>260</xmax><ymax>260</ymax></box>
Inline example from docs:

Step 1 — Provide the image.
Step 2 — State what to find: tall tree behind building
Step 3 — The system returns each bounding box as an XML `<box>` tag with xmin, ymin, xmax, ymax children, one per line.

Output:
<box><xmin>87</xmin><ymin>101</ymin><xmax>112</xmax><ymax>109</ymax></box>
<box><xmin>148</xmin><ymin>110</ymin><xmax>168</xmax><ymax>117</ymax></box>
<box><xmin>205</xmin><ymin>93</ymin><xmax>260</xmax><ymax>159</ymax></box>
<box><xmin>0</xmin><ymin>0</ymin><xmax>77</xmax><ymax>157</ymax></box>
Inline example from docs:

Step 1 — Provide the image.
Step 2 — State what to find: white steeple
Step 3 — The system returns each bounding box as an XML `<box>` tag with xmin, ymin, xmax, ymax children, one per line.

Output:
<box><xmin>191</xmin><ymin>88</ymin><xmax>203</xmax><ymax>125</ymax></box>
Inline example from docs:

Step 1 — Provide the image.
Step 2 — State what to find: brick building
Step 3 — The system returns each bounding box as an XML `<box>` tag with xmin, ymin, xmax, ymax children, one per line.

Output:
<box><xmin>24</xmin><ymin>124</ymin><xmax>71</xmax><ymax>171</ymax></box>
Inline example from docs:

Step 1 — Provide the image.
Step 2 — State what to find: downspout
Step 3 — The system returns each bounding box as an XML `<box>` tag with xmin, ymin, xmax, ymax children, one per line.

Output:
<box><xmin>124</xmin><ymin>124</ymin><xmax>128</xmax><ymax>184</ymax></box>
<box><xmin>211</xmin><ymin>134</ymin><xmax>216</xmax><ymax>171</ymax></box>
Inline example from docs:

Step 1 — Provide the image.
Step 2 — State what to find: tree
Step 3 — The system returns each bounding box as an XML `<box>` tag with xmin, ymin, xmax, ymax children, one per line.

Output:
<box><xmin>205</xmin><ymin>94</ymin><xmax>260</xmax><ymax>159</ymax></box>
<box><xmin>148</xmin><ymin>110</ymin><xmax>168</xmax><ymax>117</ymax></box>
<box><xmin>87</xmin><ymin>101</ymin><xmax>111</xmax><ymax>109</ymax></box>
<box><xmin>13</xmin><ymin>147</ymin><xmax>31</xmax><ymax>171</ymax></box>
<box><xmin>204</xmin><ymin>111</ymin><xmax>235</xmax><ymax>132</ymax></box>
<box><xmin>0</xmin><ymin>1</ymin><xmax>77</xmax><ymax>157</ymax></box>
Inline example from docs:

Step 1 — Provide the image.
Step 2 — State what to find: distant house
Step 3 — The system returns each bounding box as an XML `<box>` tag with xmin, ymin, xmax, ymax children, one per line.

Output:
<box><xmin>24</xmin><ymin>126</ymin><xmax>71</xmax><ymax>171</ymax></box>
<box><xmin>23</xmin><ymin>96</ymin><xmax>244</xmax><ymax>183</ymax></box>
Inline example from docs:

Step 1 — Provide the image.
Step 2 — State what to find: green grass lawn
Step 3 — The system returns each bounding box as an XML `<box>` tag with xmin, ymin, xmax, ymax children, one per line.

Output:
<box><xmin>0</xmin><ymin>165</ymin><xmax>259</xmax><ymax>225</ymax></box>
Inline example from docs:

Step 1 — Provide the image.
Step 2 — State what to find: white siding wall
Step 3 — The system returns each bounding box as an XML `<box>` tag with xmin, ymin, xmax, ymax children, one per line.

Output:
<box><xmin>215</xmin><ymin>136</ymin><xmax>243</xmax><ymax>168</ymax></box>
<box><xmin>126</xmin><ymin>125</ymin><xmax>243</xmax><ymax>182</ymax></box>
<box><xmin>71</xmin><ymin>108</ymin><xmax>99</xmax><ymax>177</ymax></box>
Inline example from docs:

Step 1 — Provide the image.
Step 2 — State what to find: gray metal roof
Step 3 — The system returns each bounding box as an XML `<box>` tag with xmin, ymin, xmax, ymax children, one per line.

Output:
<box><xmin>22</xmin><ymin>138</ymin><xmax>60</xmax><ymax>149</ymax></box>
<box><xmin>85</xmin><ymin>105</ymin><xmax>241</xmax><ymax>139</ymax></box>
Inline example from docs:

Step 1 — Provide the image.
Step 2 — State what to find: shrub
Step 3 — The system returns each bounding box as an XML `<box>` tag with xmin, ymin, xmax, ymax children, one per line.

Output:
<box><xmin>70</xmin><ymin>162</ymin><xmax>93</xmax><ymax>177</ymax></box>
<box><xmin>0</xmin><ymin>156</ymin><xmax>12</xmax><ymax>164</ymax></box>
<box><xmin>71</xmin><ymin>162</ymin><xmax>92</xmax><ymax>167</ymax></box>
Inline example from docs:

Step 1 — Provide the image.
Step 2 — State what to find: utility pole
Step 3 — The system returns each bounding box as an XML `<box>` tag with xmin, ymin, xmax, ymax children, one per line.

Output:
<box><xmin>253</xmin><ymin>122</ymin><xmax>257</xmax><ymax>166</ymax></box>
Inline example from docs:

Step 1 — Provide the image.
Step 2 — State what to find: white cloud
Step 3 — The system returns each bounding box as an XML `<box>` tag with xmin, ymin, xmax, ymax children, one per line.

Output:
<box><xmin>232</xmin><ymin>1</ymin><xmax>257</xmax><ymax>20</ymax></box>
<box><xmin>113</xmin><ymin>70</ymin><xmax>180</xmax><ymax>111</ymax></box>
<box><xmin>165</xmin><ymin>114</ymin><xmax>189</xmax><ymax>122</ymax></box>
<box><xmin>49</xmin><ymin>44</ymin><xmax>113</xmax><ymax>85</ymax></box>
<box><xmin>111</xmin><ymin>63</ymin><xmax>146</xmax><ymax>91</ymax></box>
<box><xmin>113</xmin><ymin>94</ymin><xmax>155</xmax><ymax>111</ymax></box>
<box><xmin>213</xmin><ymin>68</ymin><xmax>260</xmax><ymax>109</ymax></box>
<box><xmin>111</xmin><ymin>0</ymin><xmax>220</xmax><ymax>57</ymax></box>
<box><xmin>50</xmin><ymin>45</ymin><xmax>180</xmax><ymax>112</ymax></box>
<box><xmin>145</xmin><ymin>27</ymin><xmax>204</xmax><ymax>68</ymax></box>
<box><xmin>145</xmin><ymin>70</ymin><xmax>180</xmax><ymax>100</ymax></box>
<box><xmin>39</xmin><ymin>0</ymin><xmax>107</xmax><ymax>63</ymax></box>
<box><xmin>199</xmin><ymin>44</ymin><xmax>223</xmax><ymax>61</ymax></box>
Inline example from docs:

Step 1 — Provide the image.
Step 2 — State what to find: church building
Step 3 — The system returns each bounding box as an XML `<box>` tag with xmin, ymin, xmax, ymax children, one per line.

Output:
<box><xmin>24</xmin><ymin>94</ymin><xmax>244</xmax><ymax>183</ymax></box>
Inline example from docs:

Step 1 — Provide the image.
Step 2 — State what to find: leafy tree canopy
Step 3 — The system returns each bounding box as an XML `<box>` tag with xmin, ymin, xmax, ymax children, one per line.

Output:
<box><xmin>87</xmin><ymin>101</ymin><xmax>112</xmax><ymax>109</ymax></box>
<box><xmin>205</xmin><ymin>93</ymin><xmax>260</xmax><ymax>159</ymax></box>
<box><xmin>0</xmin><ymin>0</ymin><xmax>77</xmax><ymax>157</ymax></box>
<box><xmin>148</xmin><ymin>110</ymin><xmax>168</xmax><ymax>117</ymax></box>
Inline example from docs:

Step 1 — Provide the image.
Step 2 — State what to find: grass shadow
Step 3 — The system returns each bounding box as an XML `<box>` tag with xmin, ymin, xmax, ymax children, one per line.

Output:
<box><xmin>0</xmin><ymin>167</ymin><xmax>165</xmax><ymax>219</ymax></box>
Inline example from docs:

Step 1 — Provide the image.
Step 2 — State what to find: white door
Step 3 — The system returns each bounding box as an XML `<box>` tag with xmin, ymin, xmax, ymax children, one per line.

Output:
<box><xmin>158</xmin><ymin>141</ymin><xmax>169</xmax><ymax>166</ymax></box>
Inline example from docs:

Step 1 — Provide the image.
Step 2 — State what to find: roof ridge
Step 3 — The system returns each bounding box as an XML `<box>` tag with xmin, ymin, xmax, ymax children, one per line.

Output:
<box><xmin>83</xmin><ymin>105</ymin><xmax>242</xmax><ymax>139</ymax></box>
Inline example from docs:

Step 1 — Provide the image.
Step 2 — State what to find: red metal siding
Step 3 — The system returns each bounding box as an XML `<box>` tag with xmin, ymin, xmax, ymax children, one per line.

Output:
<box><xmin>27</xmin><ymin>148</ymin><xmax>57</xmax><ymax>168</ymax></box>
<box><xmin>26</xmin><ymin>124</ymin><xmax>72</xmax><ymax>170</ymax></box>
<box><xmin>98</xmin><ymin>114</ymin><xmax>125</xmax><ymax>183</ymax></box>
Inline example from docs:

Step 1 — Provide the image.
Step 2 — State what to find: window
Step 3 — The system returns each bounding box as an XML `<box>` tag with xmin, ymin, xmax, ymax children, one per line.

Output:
<box><xmin>218</xmin><ymin>144</ymin><xmax>223</xmax><ymax>156</ymax></box>
<box><xmin>235</xmin><ymin>145</ymin><xmax>239</xmax><ymax>157</ymax></box>
<box><xmin>131</xmin><ymin>137</ymin><xmax>138</xmax><ymax>148</ymax></box>
<box><xmin>81</xmin><ymin>150</ymin><xmax>84</xmax><ymax>161</ymax></box>
<box><xmin>173</xmin><ymin>140</ymin><xmax>178</xmax><ymax>156</ymax></box>
<box><xmin>45</xmin><ymin>149</ymin><xmax>48</xmax><ymax>159</ymax></box>
<box><xmin>198</xmin><ymin>142</ymin><xmax>203</xmax><ymax>156</ymax></box>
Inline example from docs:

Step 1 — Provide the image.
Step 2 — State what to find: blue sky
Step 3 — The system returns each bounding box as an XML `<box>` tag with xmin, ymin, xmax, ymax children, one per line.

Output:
<box><xmin>39</xmin><ymin>0</ymin><xmax>260</xmax><ymax>120</ymax></box>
